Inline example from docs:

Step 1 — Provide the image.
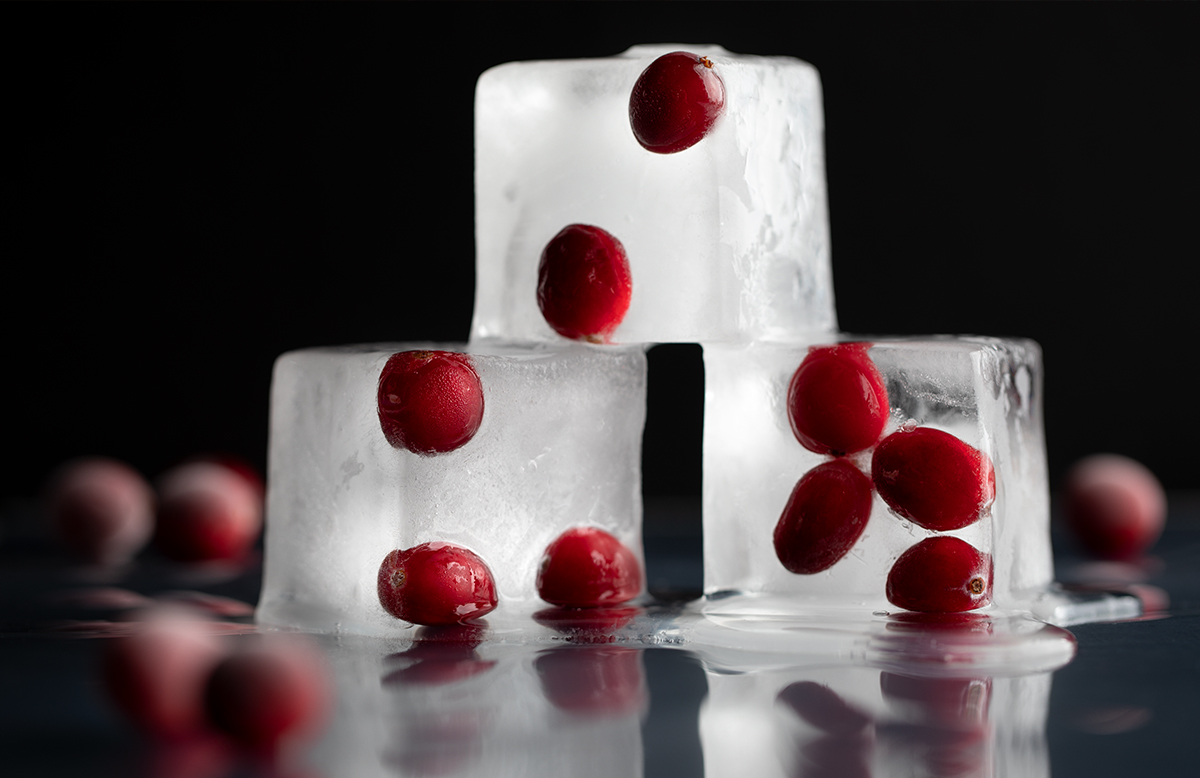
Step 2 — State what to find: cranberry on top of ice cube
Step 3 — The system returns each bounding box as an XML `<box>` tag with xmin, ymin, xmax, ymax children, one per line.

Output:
<box><xmin>629</xmin><ymin>51</ymin><xmax>725</xmax><ymax>154</ymax></box>
<box><xmin>377</xmin><ymin>350</ymin><xmax>485</xmax><ymax>455</ymax></box>
<box><xmin>787</xmin><ymin>343</ymin><xmax>889</xmax><ymax>457</ymax></box>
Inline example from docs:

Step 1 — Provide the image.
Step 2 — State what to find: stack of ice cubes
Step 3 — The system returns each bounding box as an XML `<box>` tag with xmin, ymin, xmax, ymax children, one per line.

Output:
<box><xmin>257</xmin><ymin>44</ymin><xmax>1055</xmax><ymax>636</ymax></box>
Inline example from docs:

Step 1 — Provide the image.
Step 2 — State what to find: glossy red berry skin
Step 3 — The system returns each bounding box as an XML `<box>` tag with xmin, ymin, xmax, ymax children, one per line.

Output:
<box><xmin>872</xmin><ymin>427</ymin><xmax>995</xmax><ymax>531</ymax></box>
<box><xmin>537</xmin><ymin>527</ymin><xmax>642</xmax><ymax>608</ymax></box>
<box><xmin>774</xmin><ymin>459</ymin><xmax>874</xmax><ymax>574</ymax></box>
<box><xmin>787</xmin><ymin>343</ymin><xmax>889</xmax><ymax>457</ymax></box>
<box><xmin>377</xmin><ymin>351</ymin><xmax>485</xmax><ymax>455</ymax></box>
<box><xmin>378</xmin><ymin>542</ymin><xmax>498</xmax><ymax>626</ymax></box>
<box><xmin>629</xmin><ymin>51</ymin><xmax>725</xmax><ymax>154</ymax></box>
<box><xmin>537</xmin><ymin>224</ymin><xmax>632</xmax><ymax>343</ymax></box>
<box><xmin>203</xmin><ymin>637</ymin><xmax>330</xmax><ymax>753</ymax></box>
<box><xmin>886</xmin><ymin>536</ymin><xmax>992</xmax><ymax>613</ymax></box>
<box><xmin>1062</xmin><ymin>454</ymin><xmax>1166</xmax><ymax>560</ymax></box>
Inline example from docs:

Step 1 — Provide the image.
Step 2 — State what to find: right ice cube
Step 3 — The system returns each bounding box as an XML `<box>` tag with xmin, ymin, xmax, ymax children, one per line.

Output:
<box><xmin>702</xmin><ymin>336</ymin><xmax>1052</xmax><ymax>613</ymax></box>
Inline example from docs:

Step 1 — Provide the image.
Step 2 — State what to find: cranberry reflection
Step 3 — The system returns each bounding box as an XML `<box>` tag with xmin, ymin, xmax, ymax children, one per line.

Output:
<box><xmin>535</xmin><ymin>645</ymin><xmax>647</xmax><ymax>718</ymax></box>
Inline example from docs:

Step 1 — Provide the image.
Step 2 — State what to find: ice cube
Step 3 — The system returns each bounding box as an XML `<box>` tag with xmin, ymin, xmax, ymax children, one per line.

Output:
<box><xmin>701</xmin><ymin>336</ymin><xmax>1052</xmax><ymax>613</ymax></box>
<box><xmin>472</xmin><ymin>44</ymin><xmax>836</xmax><ymax>345</ymax></box>
<box><xmin>257</xmin><ymin>341</ymin><xmax>647</xmax><ymax>636</ymax></box>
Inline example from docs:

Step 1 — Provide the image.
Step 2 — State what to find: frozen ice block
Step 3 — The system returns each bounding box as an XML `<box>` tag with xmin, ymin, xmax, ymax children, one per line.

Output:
<box><xmin>257</xmin><ymin>341</ymin><xmax>647</xmax><ymax>636</ymax></box>
<box><xmin>701</xmin><ymin>336</ymin><xmax>1052</xmax><ymax>613</ymax></box>
<box><xmin>472</xmin><ymin>44</ymin><xmax>836</xmax><ymax>345</ymax></box>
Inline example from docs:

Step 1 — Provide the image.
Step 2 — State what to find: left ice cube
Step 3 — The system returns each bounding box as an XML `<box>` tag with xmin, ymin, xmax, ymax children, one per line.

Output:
<box><xmin>257</xmin><ymin>341</ymin><xmax>648</xmax><ymax>635</ymax></box>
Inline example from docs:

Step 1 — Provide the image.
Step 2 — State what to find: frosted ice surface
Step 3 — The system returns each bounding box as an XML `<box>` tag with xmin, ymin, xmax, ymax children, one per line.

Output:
<box><xmin>257</xmin><ymin>341</ymin><xmax>647</xmax><ymax>636</ymax></box>
<box><xmin>701</xmin><ymin>336</ymin><xmax>1052</xmax><ymax>612</ymax></box>
<box><xmin>472</xmin><ymin>44</ymin><xmax>836</xmax><ymax>345</ymax></box>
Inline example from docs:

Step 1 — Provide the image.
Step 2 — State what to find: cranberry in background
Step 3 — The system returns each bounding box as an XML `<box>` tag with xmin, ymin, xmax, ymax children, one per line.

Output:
<box><xmin>153</xmin><ymin>460</ymin><xmax>263</xmax><ymax>563</ymax></box>
<box><xmin>46</xmin><ymin>457</ymin><xmax>154</xmax><ymax>565</ymax></box>
<box><xmin>1062</xmin><ymin>453</ymin><xmax>1167</xmax><ymax>561</ymax></box>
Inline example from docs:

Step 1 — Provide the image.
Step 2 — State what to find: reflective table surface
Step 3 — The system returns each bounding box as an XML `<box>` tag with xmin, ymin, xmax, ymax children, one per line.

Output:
<box><xmin>2</xmin><ymin>495</ymin><xmax>1198</xmax><ymax>778</ymax></box>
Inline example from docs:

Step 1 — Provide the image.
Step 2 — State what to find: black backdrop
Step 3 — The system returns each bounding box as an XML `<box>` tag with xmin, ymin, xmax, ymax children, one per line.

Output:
<box><xmin>4</xmin><ymin>3</ymin><xmax>1197</xmax><ymax>505</ymax></box>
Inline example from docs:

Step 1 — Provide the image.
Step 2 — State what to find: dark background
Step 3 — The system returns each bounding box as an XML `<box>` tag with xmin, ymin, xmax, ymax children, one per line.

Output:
<box><xmin>3</xmin><ymin>4</ymin><xmax>1197</xmax><ymax>511</ymax></box>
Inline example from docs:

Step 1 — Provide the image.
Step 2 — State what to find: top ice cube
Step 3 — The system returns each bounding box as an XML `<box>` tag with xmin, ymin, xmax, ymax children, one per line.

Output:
<box><xmin>472</xmin><ymin>45</ymin><xmax>836</xmax><ymax>345</ymax></box>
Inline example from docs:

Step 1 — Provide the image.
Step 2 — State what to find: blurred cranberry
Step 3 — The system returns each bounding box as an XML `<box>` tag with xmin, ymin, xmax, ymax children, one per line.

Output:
<box><xmin>154</xmin><ymin>461</ymin><xmax>263</xmax><ymax>562</ymax></box>
<box><xmin>47</xmin><ymin>457</ymin><xmax>154</xmax><ymax>564</ymax></box>
<box><xmin>203</xmin><ymin>636</ymin><xmax>331</xmax><ymax>754</ymax></box>
<box><xmin>102</xmin><ymin>608</ymin><xmax>226</xmax><ymax>739</ymax></box>
<box><xmin>1063</xmin><ymin>454</ymin><xmax>1166</xmax><ymax>560</ymax></box>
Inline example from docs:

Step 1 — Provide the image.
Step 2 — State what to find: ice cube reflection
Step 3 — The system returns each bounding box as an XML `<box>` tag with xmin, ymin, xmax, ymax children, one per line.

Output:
<box><xmin>306</xmin><ymin>610</ymin><xmax>1067</xmax><ymax>778</ymax></box>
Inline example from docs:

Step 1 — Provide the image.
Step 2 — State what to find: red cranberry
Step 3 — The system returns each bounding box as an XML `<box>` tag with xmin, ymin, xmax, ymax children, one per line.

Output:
<box><xmin>787</xmin><ymin>343</ymin><xmax>889</xmax><ymax>456</ymax></box>
<box><xmin>536</xmin><ymin>224</ymin><xmax>632</xmax><ymax>343</ymax></box>
<box><xmin>1062</xmin><ymin>454</ymin><xmax>1166</xmax><ymax>560</ymax></box>
<box><xmin>102</xmin><ymin>610</ymin><xmax>225</xmax><ymax>739</ymax></box>
<box><xmin>629</xmin><ymin>51</ymin><xmax>725</xmax><ymax>154</ymax></box>
<box><xmin>203</xmin><ymin>637</ymin><xmax>330</xmax><ymax>753</ymax></box>
<box><xmin>47</xmin><ymin>457</ymin><xmax>154</xmax><ymax>564</ymax></box>
<box><xmin>377</xmin><ymin>350</ymin><xmax>485</xmax><ymax>455</ymax></box>
<box><xmin>886</xmin><ymin>537</ymin><xmax>992</xmax><ymax>613</ymax></box>
<box><xmin>773</xmin><ymin>459</ymin><xmax>873</xmax><ymax>574</ymax></box>
<box><xmin>872</xmin><ymin>427</ymin><xmax>995</xmax><ymax>531</ymax></box>
<box><xmin>378</xmin><ymin>542</ymin><xmax>498</xmax><ymax>626</ymax></box>
<box><xmin>536</xmin><ymin>527</ymin><xmax>642</xmax><ymax>608</ymax></box>
<box><xmin>153</xmin><ymin>461</ymin><xmax>263</xmax><ymax>563</ymax></box>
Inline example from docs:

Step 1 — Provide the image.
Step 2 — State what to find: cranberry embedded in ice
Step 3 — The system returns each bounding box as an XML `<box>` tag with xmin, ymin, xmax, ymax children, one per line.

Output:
<box><xmin>1062</xmin><ymin>453</ymin><xmax>1166</xmax><ymax>560</ymax></box>
<box><xmin>872</xmin><ymin>426</ymin><xmax>995</xmax><ymax>531</ymax></box>
<box><xmin>536</xmin><ymin>527</ymin><xmax>642</xmax><ymax>608</ymax></box>
<box><xmin>787</xmin><ymin>343</ymin><xmax>890</xmax><ymax>456</ymax></box>
<box><xmin>629</xmin><ymin>51</ymin><xmax>725</xmax><ymax>154</ymax></box>
<box><xmin>377</xmin><ymin>350</ymin><xmax>485</xmax><ymax>455</ymax></box>
<box><xmin>203</xmin><ymin>637</ymin><xmax>330</xmax><ymax>753</ymax></box>
<box><xmin>886</xmin><ymin>536</ymin><xmax>992</xmax><ymax>613</ymax></box>
<box><xmin>378</xmin><ymin>542</ymin><xmax>498</xmax><ymax>626</ymax></box>
<box><xmin>537</xmin><ymin>224</ymin><xmax>632</xmax><ymax>344</ymax></box>
<box><xmin>773</xmin><ymin>459</ymin><xmax>873</xmax><ymax>574</ymax></box>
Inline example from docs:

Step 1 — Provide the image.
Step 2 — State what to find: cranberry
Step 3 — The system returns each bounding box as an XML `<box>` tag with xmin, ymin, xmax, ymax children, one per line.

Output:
<box><xmin>378</xmin><ymin>542</ymin><xmax>498</xmax><ymax>626</ymax></box>
<box><xmin>536</xmin><ymin>224</ymin><xmax>632</xmax><ymax>343</ymax></box>
<box><xmin>203</xmin><ymin>636</ymin><xmax>330</xmax><ymax>753</ymax></box>
<box><xmin>787</xmin><ymin>343</ymin><xmax>889</xmax><ymax>456</ymax></box>
<box><xmin>872</xmin><ymin>427</ymin><xmax>995</xmax><ymax>531</ymax></box>
<box><xmin>536</xmin><ymin>527</ymin><xmax>642</xmax><ymax>608</ymax></box>
<box><xmin>534</xmin><ymin>646</ymin><xmax>647</xmax><ymax>717</ymax></box>
<box><xmin>886</xmin><ymin>536</ymin><xmax>992</xmax><ymax>613</ymax></box>
<box><xmin>377</xmin><ymin>350</ymin><xmax>485</xmax><ymax>455</ymax></box>
<box><xmin>629</xmin><ymin>51</ymin><xmax>725</xmax><ymax>154</ymax></box>
<box><xmin>153</xmin><ymin>461</ymin><xmax>263</xmax><ymax>563</ymax></box>
<box><xmin>773</xmin><ymin>459</ymin><xmax>873</xmax><ymax>574</ymax></box>
<box><xmin>47</xmin><ymin>457</ymin><xmax>154</xmax><ymax>565</ymax></box>
<box><xmin>1062</xmin><ymin>454</ymin><xmax>1166</xmax><ymax>560</ymax></box>
<box><xmin>102</xmin><ymin>610</ymin><xmax>225</xmax><ymax>739</ymax></box>
<box><xmin>777</xmin><ymin>681</ymin><xmax>872</xmax><ymax>737</ymax></box>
